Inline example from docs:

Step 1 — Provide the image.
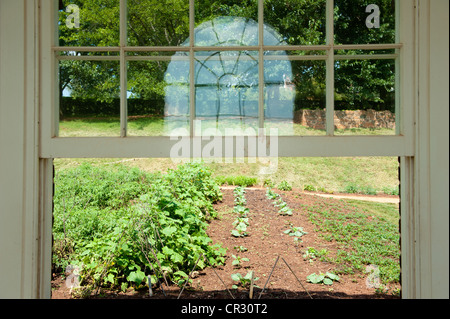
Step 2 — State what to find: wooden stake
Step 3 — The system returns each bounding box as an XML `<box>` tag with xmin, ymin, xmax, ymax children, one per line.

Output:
<box><xmin>249</xmin><ymin>271</ymin><xmax>255</xmax><ymax>299</ymax></box>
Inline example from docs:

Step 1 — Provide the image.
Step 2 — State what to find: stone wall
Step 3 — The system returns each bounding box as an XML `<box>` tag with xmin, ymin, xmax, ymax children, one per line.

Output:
<box><xmin>294</xmin><ymin>109</ymin><xmax>396</xmax><ymax>130</ymax></box>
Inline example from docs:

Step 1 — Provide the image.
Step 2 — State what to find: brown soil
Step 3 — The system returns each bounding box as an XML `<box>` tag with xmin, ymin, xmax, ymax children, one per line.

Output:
<box><xmin>51</xmin><ymin>188</ymin><xmax>401</xmax><ymax>300</ymax></box>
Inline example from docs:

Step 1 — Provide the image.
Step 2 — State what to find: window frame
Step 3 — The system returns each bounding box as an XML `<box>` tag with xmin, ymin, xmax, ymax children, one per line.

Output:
<box><xmin>39</xmin><ymin>0</ymin><xmax>415</xmax><ymax>159</ymax></box>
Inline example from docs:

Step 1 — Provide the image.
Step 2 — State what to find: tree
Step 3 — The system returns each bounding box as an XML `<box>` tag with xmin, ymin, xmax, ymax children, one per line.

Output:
<box><xmin>58</xmin><ymin>0</ymin><xmax>397</xmax><ymax>117</ymax></box>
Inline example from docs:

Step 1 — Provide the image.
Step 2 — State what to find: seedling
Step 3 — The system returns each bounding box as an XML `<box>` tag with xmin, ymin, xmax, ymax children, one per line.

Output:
<box><xmin>307</xmin><ymin>272</ymin><xmax>340</xmax><ymax>285</ymax></box>
<box><xmin>234</xmin><ymin>245</ymin><xmax>248</xmax><ymax>252</ymax></box>
<box><xmin>284</xmin><ymin>223</ymin><xmax>307</xmax><ymax>241</ymax></box>
<box><xmin>231</xmin><ymin>222</ymin><xmax>248</xmax><ymax>237</ymax></box>
<box><xmin>231</xmin><ymin>271</ymin><xmax>259</xmax><ymax>289</ymax></box>
<box><xmin>231</xmin><ymin>255</ymin><xmax>249</xmax><ymax>268</ymax></box>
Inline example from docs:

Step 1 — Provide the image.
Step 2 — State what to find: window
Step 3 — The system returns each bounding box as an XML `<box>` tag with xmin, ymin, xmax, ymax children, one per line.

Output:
<box><xmin>40</xmin><ymin>0</ymin><xmax>414</xmax><ymax>159</ymax></box>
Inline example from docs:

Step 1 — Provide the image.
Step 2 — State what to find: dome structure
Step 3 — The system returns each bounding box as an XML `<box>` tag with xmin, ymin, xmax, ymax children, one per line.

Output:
<box><xmin>164</xmin><ymin>16</ymin><xmax>294</xmax><ymax>135</ymax></box>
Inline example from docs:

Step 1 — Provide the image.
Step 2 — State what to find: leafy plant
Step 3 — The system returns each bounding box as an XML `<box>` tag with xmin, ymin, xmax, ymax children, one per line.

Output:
<box><xmin>231</xmin><ymin>271</ymin><xmax>259</xmax><ymax>289</ymax></box>
<box><xmin>231</xmin><ymin>187</ymin><xmax>250</xmax><ymax>237</ymax></box>
<box><xmin>302</xmin><ymin>247</ymin><xmax>329</xmax><ymax>263</ymax></box>
<box><xmin>263</xmin><ymin>179</ymin><xmax>274</xmax><ymax>188</ymax></box>
<box><xmin>284</xmin><ymin>223</ymin><xmax>307</xmax><ymax>242</ymax></box>
<box><xmin>234</xmin><ymin>245</ymin><xmax>248</xmax><ymax>253</ymax></box>
<box><xmin>303</xmin><ymin>184</ymin><xmax>316</xmax><ymax>192</ymax></box>
<box><xmin>216</xmin><ymin>175</ymin><xmax>258</xmax><ymax>187</ymax></box>
<box><xmin>307</xmin><ymin>272</ymin><xmax>340</xmax><ymax>285</ymax></box>
<box><xmin>53</xmin><ymin>162</ymin><xmax>227</xmax><ymax>293</ymax></box>
<box><xmin>277</xmin><ymin>180</ymin><xmax>292</xmax><ymax>191</ymax></box>
<box><xmin>231</xmin><ymin>255</ymin><xmax>249</xmax><ymax>268</ymax></box>
<box><xmin>266</xmin><ymin>188</ymin><xmax>294</xmax><ymax>216</ymax></box>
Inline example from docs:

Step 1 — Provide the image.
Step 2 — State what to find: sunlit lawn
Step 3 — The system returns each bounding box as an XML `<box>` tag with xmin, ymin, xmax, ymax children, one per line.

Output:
<box><xmin>57</xmin><ymin>116</ymin><xmax>399</xmax><ymax>193</ymax></box>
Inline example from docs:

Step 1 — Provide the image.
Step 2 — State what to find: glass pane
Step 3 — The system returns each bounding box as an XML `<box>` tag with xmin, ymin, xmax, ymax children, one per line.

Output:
<box><xmin>334</xmin><ymin>59</ymin><xmax>396</xmax><ymax>135</ymax></box>
<box><xmin>264</xmin><ymin>52</ymin><xmax>326</xmax><ymax>136</ymax></box>
<box><xmin>58</xmin><ymin>60</ymin><xmax>121</xmax><ymax>137</ymax></box>
<box><xmin>334</xmin><ymin>0</ymin><xmax>396</xmax><ymax>45</ymax></box>
<box><xmin>264</xmin><ymin>0</ymin><xmax>326</xmax><ymax>46</ymax></box>
<box><xmin>58</xmin><ymin>0</ymin><xmax>120</xmax><ymax>47</ymax></box>
<box><xmin>194</xmin><ymin>51</ymin><xmax>259</xmax><ymax>136</ymax></box>
<box><xmin>195</xmin><ymin>0</ymin><xmax>259</xmax><ymax>46</ymax></box>
<box><xmin>127</xmin><ymin>54</ymin><xmax>190</xmax><ymax>137</ymax></box>
<box><xmin>127</xmin><ymin>0</ymin><xmax>190</xmax><ymax>46</ymax></box>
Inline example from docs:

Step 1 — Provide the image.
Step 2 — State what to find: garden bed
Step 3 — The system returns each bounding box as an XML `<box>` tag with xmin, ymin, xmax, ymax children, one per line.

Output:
<box><xmin>52</xmin><ymin>186</ymin><xmax>401</xmax><ymax>300</ymax></box>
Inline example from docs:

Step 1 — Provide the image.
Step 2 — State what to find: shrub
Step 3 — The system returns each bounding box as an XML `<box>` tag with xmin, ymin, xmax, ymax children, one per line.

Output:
<box><xmin>53</xmin><ymin>162</ymin><xmax>226</xmax><ymax>292</ymax></box>
<box><xmin>277</xmin><ymin>180</ymin><xmax>292</xmax><ymax>191</ymax></box>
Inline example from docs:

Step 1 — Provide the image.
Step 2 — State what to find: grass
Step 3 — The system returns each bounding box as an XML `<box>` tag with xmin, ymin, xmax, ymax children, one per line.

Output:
<box><xmin>59</xmin><ymin>116</ymin><xmax>396</xmax><ymax>137</ymax></box>
<box><xmin>54</xmin><ymin>156</ymin><xmax>399</xmax><ymax>194</ymax></box>
<box><xmin>306</xmin><ymin>198</ymin><xmax>400</xmax><ymax>286</ymax></box>
<box><xmin>56</xmin><ymin>117</ymin><xmax>399</xmax><ymax>194</ymax></box>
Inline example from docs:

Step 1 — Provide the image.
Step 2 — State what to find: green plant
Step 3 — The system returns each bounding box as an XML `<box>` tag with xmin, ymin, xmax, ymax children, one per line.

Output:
<box><xmin>231</xmin><ymin>255</ymin><xmax>249</xmax><ymax>268</ymax></box>
<box><xmin>307</xmin><ymin>272</ymin><xmax>340</xmax><ymax>285</ymax></box>
<box><xmin>284</xmin><ymin>223</ymin><xmax>307</xmax><ymax>242</ymax></box>
<box><xmin>234</xmin><ymin>245</ymin><xmax>248</xmax><ymax>253</ymax></box>
<box><xmin>277</xmin><ymin>180</ymin><xmax>292</xmax><ymax>191</ymax></box>
<box><xmin>307</xmin><ymin>200</ymin><xmax>400</xmax><ymax>285</ymax></box>
<box><xmin>53</xmin><ymin>162</ymin><xmax>227</xmax><ymax>292</ymax></box>
<box><xmin>216</xmin><ymin>175</ymin><xmax>258</xmax><ymax>187</ymax></box>
<box><xmin>231</xmin><ymin>271</ymin><xmax>259</xmax><ymax>289</ymax></box>
<box><xmin>344</xmin><ymin>183</ymin><xmax>359</xmax><ymax>194</ymax></box>
<box><xmin>302</xmin><ymin>247</ymin><xmax>329</xmax><ymax>263</ymax></box>
<box><xmin>231</xmin><ymin>187</ymin><xmax>250</xmax><ymax>237</ymax></box>
<box><xmin>303</xmin><ymin>184</ymin><xmax>316</xmax><ymax>192</ymax></box>
<box><xmin>263</xmin><ymin>179</ymin><xmax>274</xmax><ymax>188</ymax></box>
<box><xmin>267</xmin><ymin>188</ymin><xmax>293</xmax><ymax>216</ymax></box>
<box><xmin>265</xmin><ymin>188</ymin><xmax>279</xmax><ymax>200</ymax></box>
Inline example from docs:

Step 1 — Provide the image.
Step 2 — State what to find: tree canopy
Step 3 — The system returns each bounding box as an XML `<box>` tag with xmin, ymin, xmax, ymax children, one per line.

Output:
<box><xmin>58</xmin><ymin>0</ymin><xmax>397</xmax><ymax>117</ymax></box>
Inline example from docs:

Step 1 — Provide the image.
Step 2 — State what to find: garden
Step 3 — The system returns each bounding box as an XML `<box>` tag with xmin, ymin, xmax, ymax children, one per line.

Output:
<box><xmin>51</xmin><ymin>160</ymin><xmax>401</xmax><ymax>299</ymax></box>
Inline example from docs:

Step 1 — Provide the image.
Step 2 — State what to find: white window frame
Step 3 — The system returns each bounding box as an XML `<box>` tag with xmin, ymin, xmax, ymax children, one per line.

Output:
<box><xmin>39</xmin><ymin>0</ymin><xmax>415</xmax><ymax>159</ymax></box>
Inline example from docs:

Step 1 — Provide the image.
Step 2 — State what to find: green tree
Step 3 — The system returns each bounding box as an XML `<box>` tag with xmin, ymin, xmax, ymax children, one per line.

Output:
<box><xmin>58</xmin><ymin>0</ymin><xmax>396</xmax><ymax>116</ymax></box>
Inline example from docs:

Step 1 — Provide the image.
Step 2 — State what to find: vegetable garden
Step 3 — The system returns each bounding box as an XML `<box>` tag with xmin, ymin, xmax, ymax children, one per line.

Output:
<box><xmin>52</xmin><ymin>162</ymin><xmax>401</xmax><ymax>299</ymax></box>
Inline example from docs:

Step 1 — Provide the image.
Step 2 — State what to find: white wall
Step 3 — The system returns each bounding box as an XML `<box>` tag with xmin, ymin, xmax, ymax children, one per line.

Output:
<box><xmin>427</xmin><ymin>0</ymin><xmax>449</xmax><ymax>299</ymax></box>
<box><xmin>0</xmin><ymin>0</ymin><xmax>41</xmax><ymax>298</ymax></box>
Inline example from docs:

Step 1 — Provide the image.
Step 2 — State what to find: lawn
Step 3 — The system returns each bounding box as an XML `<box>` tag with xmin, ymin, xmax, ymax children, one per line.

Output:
<box><xmin>56</xmin><ymin>116</ymin><xmax>399</xmax><ymax>194</ymax></box>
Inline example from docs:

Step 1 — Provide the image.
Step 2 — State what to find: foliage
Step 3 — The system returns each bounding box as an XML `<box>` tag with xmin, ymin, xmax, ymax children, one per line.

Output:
<box><xmin>303</xmin><ymin>184</ymin><xmax>316</xmax><ymax>192</ymax></box>
<box><xmin>307</xmin><ymin>200</ymin><xmax>400</xmax><ymax>284</ymax></box>
<box><xmin>307</xmin><ymin>272</ymin><xmax>340</xmax><ymax>285</ymax></box>
<box><xmin>215</xmin><ymin>175</ymin><xmax>258</xmax><ymax>187</ymax></box>
<box><xmin>231</xmin><ymin>271</ymin><xmax>259</xmax><ymax>290</ymax></box>
<box><xmin>266</xmin><ymin>188</ymin><xmax>293</xmax><ymax>216</ymax></box>
<box><xmin>58</xmin><ymin>0</ymin><xmax>397</xmax><ymax>117</ymax></box>
<box><xmin>284</xmin><ymin>222</ymin><xmax>307</xmax><ymax>242</ymax></box>
<box><xmin>53</xmin><ymin>162</ymin><xmax>226</xmax><ymax>292</ymax></box>
<box><xmin>231</xmin><ymin>187</ymin><xmax>250</xmax><ymax>237</ymax></box>
<box><xmin>231</xmin><ymin>255</ymin><xmax>250</xmax><ymax>268</ymax></box>
<box><xmin>277</xmin><ymin>180</ymin><xmax>292</xmax><ymax>191</ymax></box>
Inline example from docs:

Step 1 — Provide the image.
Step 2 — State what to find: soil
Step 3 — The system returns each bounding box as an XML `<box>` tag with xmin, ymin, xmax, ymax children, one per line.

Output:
<box><xmin>51</xmin><ymin>188</ymin><xmax>401</xmax><ymax>300</ymax></box>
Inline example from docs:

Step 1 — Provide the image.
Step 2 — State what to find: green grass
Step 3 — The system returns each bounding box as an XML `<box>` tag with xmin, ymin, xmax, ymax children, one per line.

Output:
<box><xmin>56</xmin><ymin>117</ymin><xmax>399</xmax><ymax>194</ymax></box>
<box><xmin>59</xmin><ymin>116</ymin><xmax>395</xmax><ymax>137</ymax></box>
<box><xmin>306</xmin><ymin>198</ymin><xmax>400</xmax><ymax>285</ymax></box>
<box><xmin>54</xmin><ymin>156</ymin><xmax>399</xmax><ymax>194</ymax></box>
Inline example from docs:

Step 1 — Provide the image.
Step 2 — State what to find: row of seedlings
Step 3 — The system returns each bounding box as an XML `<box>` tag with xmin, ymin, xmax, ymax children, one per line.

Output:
<box><xmin>230</xmin><ymin>187</ymin><xmax>258</xmax><ymax>291</ymax></box>
<box><xmin>266</xmin><ymin>188</ymin><xmax>307</xmax><ymax>243</ymax></box>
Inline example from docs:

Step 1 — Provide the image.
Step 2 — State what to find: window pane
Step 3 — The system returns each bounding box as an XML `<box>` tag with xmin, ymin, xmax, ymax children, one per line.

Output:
<box><xmin>264</xmin><ymin>0</ymin><xmax>326</xmax><ymax>46</ymax></box>
<box><xmin>334</xmin><ymin>59</ymin><xmax>396</xmax><ymax>135</ymax></box>
<box><xmin>127</xmin><ymin>54</ymin><xmax>190</xmax><ymax>136</ymax></box>
<box><xmin>58</xmin><ymin>0</ymin><xmax>120</xmax><ymax>47</ymax></box>
<box><xmin>195</xmin><ymin>0</ymin><xmax>259</xmax><ymax>46</ymax></box>
<box><xmin>195</xmin><ymin>51</ymin><xmax>259</xmax><ymax>136</ymax></box>
<box><xmin>58</xmin><ymin>60</ymin><xmax>121</xmax><ymax>137</ymax></box>
<box><xmin>127</xmin><ymin>0</ymin><xmax>190</xmax><ymax>46</ymax></box>
<box><xmin>264</xmin><ymin>52</ymin><xmax>326</xmax><ymax>136</ymax></box>
<box><xmin>334</xmin><ymin>0</ymin><xmax>396</xmax><ymax>45</ymax></box>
